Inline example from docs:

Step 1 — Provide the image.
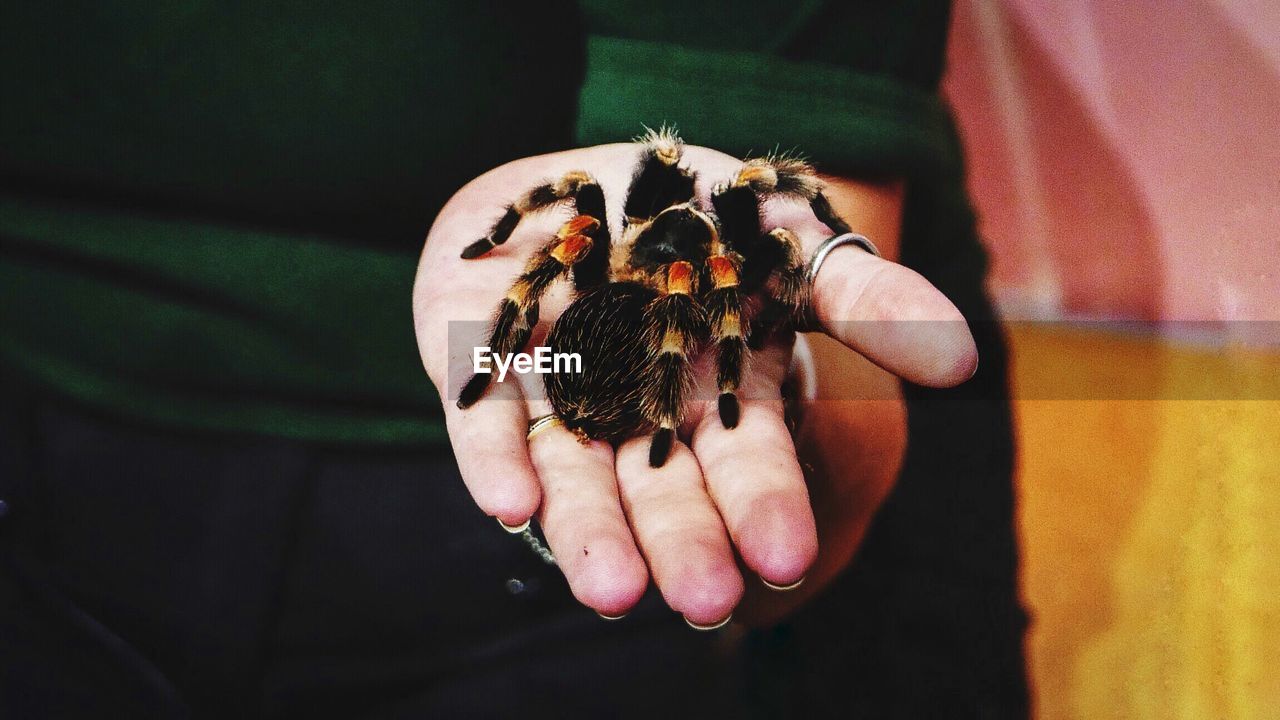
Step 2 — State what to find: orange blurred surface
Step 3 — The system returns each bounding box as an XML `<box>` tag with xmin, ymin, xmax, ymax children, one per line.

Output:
<box><xmin>1009</xmin><ymin>324</ymin><xmax>1280</xmax><ymax>719</ymax></box>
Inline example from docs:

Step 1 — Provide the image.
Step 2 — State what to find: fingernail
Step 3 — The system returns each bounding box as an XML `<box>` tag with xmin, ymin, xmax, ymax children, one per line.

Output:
<box><xmin>761</xmin><ymin>575</ymin><xmax>805</xmax><ymax>592</ymax></box>
<box><xmin>684</xmin><ymin>613</ymin><xmax>733</xmax><ymax>632</ymax></box>
<box><xmin>497</xmin><ymin>517</ymin><xmax>531</xmax><ymax>534</ymax></box>
<box><xmin>597</xmin><ymin>610</ymin><xmax>628</xmax><ymax>621</ymax></box>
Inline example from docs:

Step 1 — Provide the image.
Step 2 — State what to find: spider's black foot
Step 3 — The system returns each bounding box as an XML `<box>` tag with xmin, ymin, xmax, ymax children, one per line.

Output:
<box><xmin>457</xmin><ymin>373</ymin><xmax>491</xmax><ymax>409</ymax></box>
<box><xmin>718</xmin><ymin>392</ymin><xmax>740</xmax><ymax>429</ymax></box>
<box><xmin>649</xmin><ymin>428</ymin><xmax>674</xmax><ymax>468</ymax></box>
<box><xmin>461</xmin><ymin>238</ymin><xmax>495</xmax><ymax>259</ymax></box>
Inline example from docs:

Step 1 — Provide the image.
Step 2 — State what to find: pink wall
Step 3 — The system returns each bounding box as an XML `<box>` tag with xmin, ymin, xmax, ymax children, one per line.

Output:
<box><xmin>944</xmin><ymin>0</ymin><xmax>1280</xmax><ymax>332</ymax></box>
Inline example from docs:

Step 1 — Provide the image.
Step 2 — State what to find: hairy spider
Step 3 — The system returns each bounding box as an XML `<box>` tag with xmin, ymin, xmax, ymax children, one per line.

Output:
<box><xmin>456</xmin><ymin>128</ymin><xmax>854</xmax><ymax>468</ymax></box>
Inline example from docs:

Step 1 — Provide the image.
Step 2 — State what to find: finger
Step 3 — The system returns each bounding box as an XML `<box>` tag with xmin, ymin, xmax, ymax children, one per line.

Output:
<box><xmin>811</xmin><ymin>247</ymin><xmax>978</xmax><ymax>387</ymax></box>
<box><xmin>414</xmin><ymin>285</ymin><xmax>543</xmax><ymax>528</ymax></box>
<box><xmin>528</xmin><ymin>421</ymin><xmax>649</xmax><ymax>617</ymax></box>
<box><xmin>615</xmin><ymin>438</ymin><xmax>743</xmax><ymax>627</ymax></box>
<box><xmin>439</xmin><ymin>380</ymin><xmax>542</xmax><ymax>528</ymax></box>
<box><xmin>690</xmin><ymin>386</ymin><xmax>816</xmax><ymax>590</ymax></box>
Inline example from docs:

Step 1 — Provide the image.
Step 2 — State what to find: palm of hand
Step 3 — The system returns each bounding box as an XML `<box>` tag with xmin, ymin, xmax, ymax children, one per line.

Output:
<box><xmin>414</xmin><ymin>142</ymin><xmax>975</xmax><ymax>626</ymax></box>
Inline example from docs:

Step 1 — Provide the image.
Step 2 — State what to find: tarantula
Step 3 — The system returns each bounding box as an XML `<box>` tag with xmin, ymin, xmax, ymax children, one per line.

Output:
<box><xmin>456</xmin><ymin>128</ymin><xmax>853</xmax><ymax>468</ymax></box>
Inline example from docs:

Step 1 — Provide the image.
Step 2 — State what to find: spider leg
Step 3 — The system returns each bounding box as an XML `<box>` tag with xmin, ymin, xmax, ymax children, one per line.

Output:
<box><xmin>640</xmin><ymin>260</ymin><xmax>705</xmax><ymax>467</ymax></box>
<box><xmin>460</xmin><ymin>171</ymin><xmax>605</xmax><ymax>259</ymax></box>
<box><xmin>747</xmin><ymin>228</ymin><xmax>811</xmax><ymax>348</ymax></box>
<box><xmin>712</xmin><ymin>158</ymin><xmax>850</xmax><ymax>346</ymax></box>
<box><xmin>456</xmin><ymin>216</ymin><xmax>599</xmax><ymax>409</ymax></box>
<box><xmin>710</xmin><ymin>176</ymin><xmax>772</xmax><ymax>290</ymax></box>
<box><xmin>705</xmin><ymin>255</ymin><xmax>747</xmax><ymax>428</ymax></box>
<box><xmin>569</xmin><ymin>181</ymin><xmax>612</xmax><ymax>289</ymax></box>
<box><xmin>727</xmin><ymin>156</ymin><xmax>852</xmax><ymax>235</ymax></box>
<box><xmin>624</xmin><ymin>126</ymin><xmax>696</xmax><ymax>222</ymax></box>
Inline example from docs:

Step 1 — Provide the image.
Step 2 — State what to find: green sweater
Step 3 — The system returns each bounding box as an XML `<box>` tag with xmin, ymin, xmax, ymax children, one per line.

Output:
<box><xmin>0</xmin><ymin>1</ymin><xmax>970</xmax><ymax>446</ymax></box>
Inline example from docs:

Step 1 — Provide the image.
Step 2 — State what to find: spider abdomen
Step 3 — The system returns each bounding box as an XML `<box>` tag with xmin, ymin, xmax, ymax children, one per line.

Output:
<box><xmin>543</xmin><ymin>282</ymin><xmax>658</xmax><ymax>442</ymax></box>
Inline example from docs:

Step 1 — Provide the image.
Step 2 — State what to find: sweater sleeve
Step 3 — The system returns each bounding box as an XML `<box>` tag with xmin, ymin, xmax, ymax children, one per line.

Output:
<box><xmin>574</xmin><ymin>1</ymin><xmax>960</xmax><ymax>180</ymax></box>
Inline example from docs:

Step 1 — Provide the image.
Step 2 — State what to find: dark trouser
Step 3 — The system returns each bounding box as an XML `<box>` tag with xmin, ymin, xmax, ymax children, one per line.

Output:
<box><xmin>0</xmin><ymin>375</ymin><xmax>1027</xmax><ymax>719</ymax></box>
<box><xmin>0</xmin><ymin>388</ymin><xmax>742</xmax><ymax>719</ymax></box>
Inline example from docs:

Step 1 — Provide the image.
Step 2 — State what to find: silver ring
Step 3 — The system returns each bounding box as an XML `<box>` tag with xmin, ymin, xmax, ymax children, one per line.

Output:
<box><xmin>806</xmin><ymin>232</ymin><xmax>880</xmax><ymax>286</ymax></box>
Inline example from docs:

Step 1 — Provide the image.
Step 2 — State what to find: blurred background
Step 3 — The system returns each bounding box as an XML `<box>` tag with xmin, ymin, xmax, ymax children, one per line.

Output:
<box><xmin>944</xmin><ymin>0</ymin><xmax>1279</xmax><ymax>717</ymax></box>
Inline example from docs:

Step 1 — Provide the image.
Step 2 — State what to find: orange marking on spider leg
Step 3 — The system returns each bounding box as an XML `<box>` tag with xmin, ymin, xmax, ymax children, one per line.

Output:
<box><xmin>667</xmin><ymin>261</ymin><xmax>694</xmax><ymax>294</ymax></box>
<box><xmin>708</xmin><ymin>256</ymin><xmax>739</xmax><ymax>289</ymax></box>
<box><xmin>550</xmin><ymin>234</ymin><xmax>593</xmax><ymax>265</ymax></box>
<box><xmin>717</xmin><ymin>312</ymin><xmax>741</xmax><ymax>338</ymax></box>
<box><xmin>661</xmin><ymin>328</ymin><xmax>687</xmax><ymax>355</ymax></box>
<box><xmin>506</xmin><ymin>278</ymin><xmax>531</xmax><ymax>304</ymax></box>
<box><xmin>558</xmin><ymin>214</ymin><xmax>600</xmax><ymax>238</ymax></box>
<box><xmin>554</xmin><ymin>171</ymin><xmax>592</xmax><ymax>195</ymax></box>
<box><xmin>734</xmin><ymin>163</ymin><xmax>777</xmax><ymax>188</ymax></box>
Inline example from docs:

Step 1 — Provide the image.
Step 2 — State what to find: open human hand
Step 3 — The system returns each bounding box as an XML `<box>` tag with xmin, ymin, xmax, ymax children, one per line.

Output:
<box><xmin>413</xmin><ymin>139</ymin><xmax>976</xmax><ymax>628</ymax></box>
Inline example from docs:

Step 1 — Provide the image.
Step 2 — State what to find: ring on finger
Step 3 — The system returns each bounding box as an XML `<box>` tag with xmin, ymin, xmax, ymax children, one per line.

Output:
<box><xmin>803</xmin><ymin>232</ymin><xmax>879</xmax><ymax>331</ymax></box>
<box><xmin>527</xmin><ymin>413</ymin><xmax>561</xmax><ymax>441</ymax></box>
<box><xmin>806</xmin><ymin>232</ymin><xmax>880</xmax><ymax>287</ymax></box>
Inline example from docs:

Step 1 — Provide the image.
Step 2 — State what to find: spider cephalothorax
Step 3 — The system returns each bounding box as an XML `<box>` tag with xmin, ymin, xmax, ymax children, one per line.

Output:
<box><xmin>456</xmin><ymin>128</ymin><xmax>854</xmax><ymax>467</ymax></box>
